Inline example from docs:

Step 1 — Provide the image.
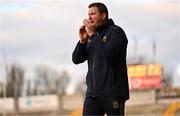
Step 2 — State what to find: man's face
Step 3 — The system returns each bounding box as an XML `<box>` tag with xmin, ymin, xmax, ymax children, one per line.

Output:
<box><xmin>88</xmin><ymin>7</ymin><xmax>106</xmax><ymax>27</ymax></box>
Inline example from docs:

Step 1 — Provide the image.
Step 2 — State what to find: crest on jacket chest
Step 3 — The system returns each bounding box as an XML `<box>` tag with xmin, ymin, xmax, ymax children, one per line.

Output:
<box><xmin>102</xmin><ymin>35</ymin><xmax>107</xmax><ymax>43</ymax></box>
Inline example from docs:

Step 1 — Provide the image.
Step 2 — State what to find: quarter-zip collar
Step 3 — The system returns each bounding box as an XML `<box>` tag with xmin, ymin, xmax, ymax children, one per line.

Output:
<box><xmin>96</xmin><ymin>19</ymin><xmax>114</xmax><ymax>33</ymax></box>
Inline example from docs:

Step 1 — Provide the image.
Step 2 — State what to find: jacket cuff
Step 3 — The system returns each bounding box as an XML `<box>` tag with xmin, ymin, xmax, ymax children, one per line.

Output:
<box><xmin>89</xmin><ymin>33</ymin><xmax>98</xmax><ymax>42</ymax></box>
<box><xmin>77</xmin><ymin>41</ymin><xmax>86</xmax><ymax>47</ymax></box>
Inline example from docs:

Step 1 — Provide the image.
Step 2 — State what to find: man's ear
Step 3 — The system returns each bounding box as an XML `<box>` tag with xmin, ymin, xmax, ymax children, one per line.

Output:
<box><xmin>102</xmin><ymin>13</ymin><xmax>107</xmax><ymax>20</ymax></box>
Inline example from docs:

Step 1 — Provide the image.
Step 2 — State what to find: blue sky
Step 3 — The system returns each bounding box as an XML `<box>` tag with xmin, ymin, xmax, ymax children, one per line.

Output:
<box><xmin>0</xmin><ymin>0</ymin><xmax>180</xmax><ymax>90</ymax></box>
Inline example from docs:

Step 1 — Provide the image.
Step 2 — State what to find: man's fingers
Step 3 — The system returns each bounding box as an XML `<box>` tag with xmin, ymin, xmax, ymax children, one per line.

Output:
<box><xmin>83</xmin><ymin>19</ymin><xmax>89</xmax><ymax>25</ymax></box>
<box><xmin>85</xmin><ymin>21</ymin><xmax>94</xmax><ymax>28</ymax></box>
<box><xmin>83</xmin><ymin>19</ymin><xmax>93</xmax><ymax>26</ymax></box>
<box><xmin>80</xmin><ymin>26</ymin><xmax>85</xmax><ymax>30</ymax></box>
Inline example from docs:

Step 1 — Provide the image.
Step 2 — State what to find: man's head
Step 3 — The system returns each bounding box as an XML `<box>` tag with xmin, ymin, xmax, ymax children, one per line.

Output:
<box><xmin>88</xmin><ymin>2</ymin><xmax>109</xmax><ymax>27</ymax></box>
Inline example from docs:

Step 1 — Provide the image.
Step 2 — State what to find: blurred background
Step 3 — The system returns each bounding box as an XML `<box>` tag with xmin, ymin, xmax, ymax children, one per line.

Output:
<box><xmin>0</xmin><ymin>0</ymin><xmax>180</xmax><ymax>116</ymax></box>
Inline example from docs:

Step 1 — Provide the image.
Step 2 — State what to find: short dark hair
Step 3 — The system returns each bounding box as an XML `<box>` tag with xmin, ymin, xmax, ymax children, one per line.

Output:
<box><xmin>88</xmin><ymin>2</ymin><xmax>109</xmax><ymax>19</ymax></box>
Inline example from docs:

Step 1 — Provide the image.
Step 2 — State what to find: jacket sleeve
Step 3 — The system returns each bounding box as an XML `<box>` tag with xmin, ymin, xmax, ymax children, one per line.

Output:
<box><xmin>89</xmin><ymin>27</ymin><xmax>128</xmax><ymax>58</ymax></box>
<box><xmin>72</xmin><ymin>41</ymin><xmax>87</xmax><ymax>64</ymax></box>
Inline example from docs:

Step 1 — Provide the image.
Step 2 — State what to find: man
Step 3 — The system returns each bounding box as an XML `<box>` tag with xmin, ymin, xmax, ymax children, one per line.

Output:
<box><xmin>72</xmin><ymin>2</ymin><xmax>129</xmax><ymax>116</ymax></box>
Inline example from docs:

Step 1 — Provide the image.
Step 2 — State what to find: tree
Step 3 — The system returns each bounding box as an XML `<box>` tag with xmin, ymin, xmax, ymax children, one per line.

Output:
<box><xmin>75</xmin><ymin>80</ymin><xmax>86</xmax><ymax>96</ymax></box>
<box><xmin>0</xmin><ymin>83</ymin><xmax>3</xmax><ymax>97</ymax></box>
<box><xmin>34</xmin><ymin>65</ymin><xmax>70</xmax><ymax>113</ymax></box>
<box><xmin>162</xmin><ymin>71</ymin><xmax>173</xmax><ymax>87</ymax></box>
<box><xmin>6</xmin><ymin>63</ymin><xmax>24</xmax><ymax>114</ymax></box>
<box><xmin>57</xmin><ymin>69</ymin><xmax>70</xmax><ymax>114</ymax></box>
<box><xmin>34</xmin><ymin>64</ymin><xmax>51</xmax><ymax>94</ymax></box>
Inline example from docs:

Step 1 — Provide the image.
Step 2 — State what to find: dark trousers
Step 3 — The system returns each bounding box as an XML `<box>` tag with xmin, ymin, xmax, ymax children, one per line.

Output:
<box><xmin>83</xmin><ymin>96</ymin><xmax>125</xmax><ymax>116</ymax></box>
